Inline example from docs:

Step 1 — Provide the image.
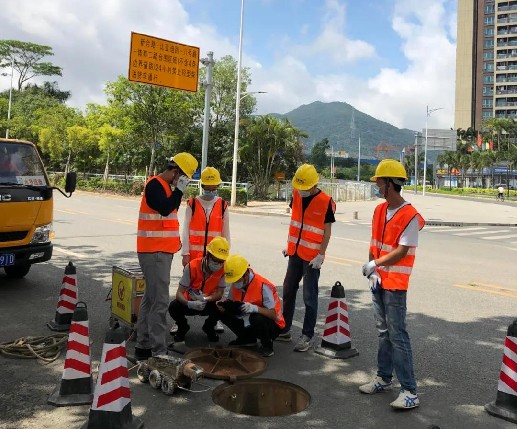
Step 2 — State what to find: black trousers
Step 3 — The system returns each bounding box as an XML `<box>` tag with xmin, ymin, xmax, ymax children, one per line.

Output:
<box><xmin>168</xmin><ymin>300</ymin><xmax>219</xmax><ymax>330</ymax></box>
<box><xmin>219</xmin><ymin>312</ymin><xmax>280</xmax><ymax>344</ymax></box>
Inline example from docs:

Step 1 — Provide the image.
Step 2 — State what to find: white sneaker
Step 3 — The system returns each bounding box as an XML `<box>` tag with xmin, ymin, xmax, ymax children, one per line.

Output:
<box><xmin>215</xmin><ymin>321</ymin><xmax>225</xmax><ymax>333</ymax></box>
<box><xmin>390</xmin><ymin>389</ymin><xmax>420</xmax><ymax>409</ymax></box>
<box><xmin>169</xmin><ymin>323</ymin><xmax>178</xmax><ymax>335</ymax></box>
<box><xmin>358</xmin><ymin>376</ymin><xmax>393</xmax><ymax>394</ymax></box>
<box><xmin>294</xmin><ymin>335</ymin><xmax>312</xmax><ymax>352</ymax></box>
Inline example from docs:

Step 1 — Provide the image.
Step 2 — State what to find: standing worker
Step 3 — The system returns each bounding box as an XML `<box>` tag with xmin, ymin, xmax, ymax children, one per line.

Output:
<box><xmin>217</xmin><ymin>254</ymin><xmax>285</xmax><ymax>357</ymax></box>
<box><xmin>168</xmin><ymin>236</ymin><xmax>230</xmax><ymax>343</ymax></box>
<box><xmin>277</xmin><ymin>164</ymin><xmax>336</xmax><ymax>352</ymax></box>
<box><xmin>497</xmin><ymin>185</ymin><xmax>504</xmax><ymax>202</ymax></box>
<box><xmin>359</xmin><ymin>159</ymin><xmax>424</xmax><ymax>410</ymax></box>
<box><xmin>134</xmin><ymin>152</ymin><xmax>198</xmax><ymax>361</ymax></box>
<box><xmin>170</xmin><ymin>166</ymin><xmax>230</xmax><ymax>335</ymax></box>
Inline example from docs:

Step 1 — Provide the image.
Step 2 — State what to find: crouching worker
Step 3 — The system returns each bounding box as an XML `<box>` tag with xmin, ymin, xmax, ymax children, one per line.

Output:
<box><xmin>217</xmin><ymin>254</ymin><xmax>285</xmax><ymax>357</ymax></box>
<box><xmin>168</xmin><ymin>236</ymin><xmax>230</xmax><ymax>343</ymax></box>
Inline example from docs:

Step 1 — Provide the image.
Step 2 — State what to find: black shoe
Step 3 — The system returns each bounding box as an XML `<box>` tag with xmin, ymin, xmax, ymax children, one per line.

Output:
<box><xmin>228</xmin><ymin>337</ymin><xmax>257</xmax><ymax>347</ymax></box>
<box><xmin>259</xmin><ymin>340</ymin><xmax>274</xmax><ymax>357</ymax></box>
<box><xmin>202</xmin><ymin>325</ymin><xmax>219</xmax><ymax>342</ymax></box>
<box><xmin>134</xmin><ymin>347</ymin><xmax>152</xmax><ymax>361</ymax></box>
<box><xmin>174</xmin><ymin>325</ymin><xmax>190</xmax><ymax>343</ymax></box>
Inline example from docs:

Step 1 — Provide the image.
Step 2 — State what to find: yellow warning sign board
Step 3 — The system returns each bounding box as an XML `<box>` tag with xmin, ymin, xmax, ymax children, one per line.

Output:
<box><xmin>112</xmin><ymin>271</ymin><xmax>132</xmax><ymax>325</ymax></box>
<box><xmin>128</xmin><ymin>32</ymin><xmax>200</xmax><ymax>92</ymax></box>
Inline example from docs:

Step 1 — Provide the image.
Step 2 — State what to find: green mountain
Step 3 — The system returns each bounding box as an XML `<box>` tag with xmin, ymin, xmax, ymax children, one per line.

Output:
<box><xmin>271</xmin><ymin>101</ymin><xmax>417</xmax><ymax>159</ymax></box>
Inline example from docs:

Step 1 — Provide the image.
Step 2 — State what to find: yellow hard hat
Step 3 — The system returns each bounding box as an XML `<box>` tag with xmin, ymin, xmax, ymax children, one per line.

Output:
<box><xmin>206</xmin><ymin>236</ymin><xmax>230</xmax><ymax>261</ymax></box>
<box><xmin>224</xmin><ymin>254</ymin><xmax>249</xmax><ymax>283</ymax></box>
<box><xmin>201</xmin><ymin>166</ymin><xmax>222</xmax><ymax>186</ymax></box>
<box><xmin>171</xmin><ymin>152</ymin><xmax>198</xmax><ymax>179</ymax></box>
<box><xmin>292</xmin><ymin>164</ymin><xmax>319</xmax><ymax>190</ymax></box>
<box><xmin>370</xmin><ymin>159</ymin><xmax>408</xmax><ymax>182</ymax></box>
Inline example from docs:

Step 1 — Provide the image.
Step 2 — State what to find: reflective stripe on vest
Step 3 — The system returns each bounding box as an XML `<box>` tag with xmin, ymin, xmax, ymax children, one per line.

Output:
<box><xmin>183</xmin><ymin>258</ymin><xmax>224</xmax><ymax>300</ymax></box>
<box><xmin>287</xmin><ymin>190</ymin><xmax>333</xmax><ymax>261</ymax></box>
<box><xmin>137</xmin><ymin>176</ymin><xmax>181</xmax><ymax>253</ymax></box>
<box><xmin>188</xmin><ymin>197</ymin><xmax>226</xmax><ymax>260</ymax></box>
<box><xmin>369</xmin><ymin>202</ymin><xmax>425</xmax><ymax>290</ymax></box>
<box><xmin>231</xmin><ymin>269</ymin><xmax>286</xmax><ymax>329</ymax></box>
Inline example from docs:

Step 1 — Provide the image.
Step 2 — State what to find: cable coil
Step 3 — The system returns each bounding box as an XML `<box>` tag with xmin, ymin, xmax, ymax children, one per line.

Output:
<box><xmin>0</xmin><ymin>334</ymin><xmax>68</xmax><ymax>363</ymax></box>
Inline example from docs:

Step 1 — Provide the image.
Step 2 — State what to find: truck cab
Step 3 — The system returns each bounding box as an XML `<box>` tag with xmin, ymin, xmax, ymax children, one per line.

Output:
<box><xmin>0</xmin><ymin>138</ymin><xmax>76</xmax><ymax>278</ymax></box>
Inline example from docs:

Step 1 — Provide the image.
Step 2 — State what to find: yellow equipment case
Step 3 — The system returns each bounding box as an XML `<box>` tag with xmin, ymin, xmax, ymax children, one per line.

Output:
<box><xmin>111</xmin><ymin>265</ymin><xmax>146</xmax><ymax>328</ymax></box>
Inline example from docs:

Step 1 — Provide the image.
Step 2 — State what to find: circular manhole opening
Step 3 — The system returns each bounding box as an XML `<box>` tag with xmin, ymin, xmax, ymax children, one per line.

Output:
<box><xmin>184</xmin><ymin>347</ymin><xmax>267</xmax><ymax>380</ymax></box>
<box><xmin>212</xmin><ymin>378</ymin><xmax>310</xmax><ymax>417</ymax></box>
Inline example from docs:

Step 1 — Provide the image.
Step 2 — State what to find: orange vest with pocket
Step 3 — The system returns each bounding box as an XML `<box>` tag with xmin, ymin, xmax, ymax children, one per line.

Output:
<box><xmin>188</xmin><ymin>197</ymin><xmax>227</xmax><ymax>260</ymax></box>
<box><xmin>183</xmin><ymin>257</ymin><xmax>224</xmax><ymax>300</ymax></box>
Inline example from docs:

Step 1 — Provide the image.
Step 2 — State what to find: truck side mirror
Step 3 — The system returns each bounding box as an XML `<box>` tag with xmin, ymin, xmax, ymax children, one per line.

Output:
<box><xmin>65</xmin><ymin>172</ymin><xmax>77</xmax><ymax>194</ymax></box>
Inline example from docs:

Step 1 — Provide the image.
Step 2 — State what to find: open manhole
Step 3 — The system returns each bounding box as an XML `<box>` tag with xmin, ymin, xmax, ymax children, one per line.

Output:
<box><xmin>212</xmin><ymin>378</ymin><xmax>311</xmax><ymax>417</ymax></box>
<box><xmin>183</xmin><ymin>347</ymin><xmax>266</xmax><ymax>380</ymax></box>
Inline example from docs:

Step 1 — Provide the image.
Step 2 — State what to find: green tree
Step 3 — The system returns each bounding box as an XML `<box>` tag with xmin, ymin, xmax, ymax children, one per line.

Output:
<box><xmin>0</xmin><ymin>40</ymin><xmax>62</xmax><ymax>90</ymax></box>
<box><xmin>310</xmin><ymin>138</ymin><xmax>330</xmax><ymax>170</ymax></box>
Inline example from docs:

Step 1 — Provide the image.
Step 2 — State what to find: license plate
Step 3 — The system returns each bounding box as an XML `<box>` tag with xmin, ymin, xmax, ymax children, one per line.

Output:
<box><xmin>0</xmin><ymin>254</ymin><xmax>15</xmax><ymax>267</ymax></box>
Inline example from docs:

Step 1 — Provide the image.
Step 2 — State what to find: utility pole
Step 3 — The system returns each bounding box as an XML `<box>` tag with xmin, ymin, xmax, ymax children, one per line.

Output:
<box><xmin>200</xmin><ymin>52</ymin><xmax>214</xmax><ymax>172</ymax></box>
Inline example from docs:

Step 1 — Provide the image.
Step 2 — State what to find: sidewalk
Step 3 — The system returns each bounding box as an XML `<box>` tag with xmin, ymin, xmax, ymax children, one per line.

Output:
<box><xmin>229</xmin><ymin>192</ymin><xmax>517</xmax><ymax>226</ymax></box>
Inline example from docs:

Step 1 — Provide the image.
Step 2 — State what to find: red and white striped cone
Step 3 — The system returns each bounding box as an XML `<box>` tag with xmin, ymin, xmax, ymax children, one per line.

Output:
<box><xmin>48</xmin><ymin>262</ymin><xmax>78</xmax><ymax>331</ymax></box>
<box><xmin>81</xmin><ymin>328</ymin><xmax>144</xmax><ymax>429</ymax></box>
<box><xmin>315</xmin><ymin>281</ymin><xmax>359</xmax><ymax>359</ymax></box>
<box><xmin>485</xmin><ymin>319</ymin><xmax>517</xmax><ymax>424</ymax></box>
<box><xmin>48</xmin><ymin>301</ymin><xmax>93</xmax><ymax>406</ymax></box>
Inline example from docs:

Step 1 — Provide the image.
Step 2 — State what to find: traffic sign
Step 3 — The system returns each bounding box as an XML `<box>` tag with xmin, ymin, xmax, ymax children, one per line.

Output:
<box><xmin>128</xmin><ymin>32</ymin><xmax>200</xmax><ymax>92</ymax></box>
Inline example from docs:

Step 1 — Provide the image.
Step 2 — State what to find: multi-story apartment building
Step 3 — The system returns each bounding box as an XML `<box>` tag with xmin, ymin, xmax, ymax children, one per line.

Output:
<box><xmin>455</xmin><ymin>0</ymin><xmax>517</xmax><ymax>131</ymax></box>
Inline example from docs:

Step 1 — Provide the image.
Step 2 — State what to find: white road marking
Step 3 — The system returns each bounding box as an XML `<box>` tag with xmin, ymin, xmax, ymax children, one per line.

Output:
<box><xmin>455</xmin><ymin>229</ymin><xmax>510</xmax><ymax>236</ymax></box>
<box><xmin>426</xmin><ymin>227</ymin><xmax>486</xmax><ymax>233</ymax></box>
<box><xmin>53</xmin><ymin>247</ymin><xmax>88</xmax><ymax>259</ymax></box>
<box><xmin>481</xmin><ymin>234</ymin><xmax>517</xmax><ymax>240</ymax></box>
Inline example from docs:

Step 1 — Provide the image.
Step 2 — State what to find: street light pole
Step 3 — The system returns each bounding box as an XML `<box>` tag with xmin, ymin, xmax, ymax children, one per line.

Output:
<box><xmin>357</xmin><ymin>133</ymin><xmax>361</xmax><ymax>181</ymax></box>
<box><xmin>5</xmin><ymin>58</ymin><xmax>14</xmax><ymax>139</ymax></box>
<box><xmin>423</xmin><ymin>105</ymin><xmax>443</xmax><ymax>196</ymax></box>
<box><xmin>414</xmin><ymin>132</ymin><xmax>419</xmax><ymax>194</ymax></box>
<box><xmin>200</xmin><ymin>51</ymin><xmax>214</xmax><ymax>172</ymax></box>
<box><xmin>230</xmin><ymin>0</ymin><xmax>245</xmax><ymax>207</ymax></box>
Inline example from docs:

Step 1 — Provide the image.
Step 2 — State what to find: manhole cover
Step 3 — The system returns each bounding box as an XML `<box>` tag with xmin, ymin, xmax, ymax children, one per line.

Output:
<box><xmin>212</xmin><ymin>378</ymin><xmax>311</xmax><ymax>417</ymax></box>
<box><xmin>183</xmin><ymin>347</ymin><xmax>266</xmax><ymax>380</ymax></box>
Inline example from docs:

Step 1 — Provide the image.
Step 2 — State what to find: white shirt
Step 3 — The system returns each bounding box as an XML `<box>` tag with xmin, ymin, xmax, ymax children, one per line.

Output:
<box><xmin>385</xmin><ymin>202</ymin><xmax>419</xmax><ymax>247</ymax></box>
<box><xmin>181</xmin><ymin>196</ymin><xmax>231</xmax><ymax>256</ymax></box>
<box><xmin>498</xmin><ymin>186</ymin><xmax>504</xmax><ymax>194</ymax></box>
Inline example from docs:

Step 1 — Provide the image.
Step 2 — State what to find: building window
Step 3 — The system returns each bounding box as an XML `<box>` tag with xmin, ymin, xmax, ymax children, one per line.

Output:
<box><xmin>484</xmin><ymin>28</ymin><xmax>495</xmax><ymax>36</ymax></box>
<box><xmin>485</xmin><ymin>16</ymin><xmax>495</xmax><ymax>24</ymax></box>
<box><xmin>484</xmin><ymin>39</ymin><xmax>495</xmax><ymax>48</ymax></box>
<box><xmin>485</xmin><ymin>5</ymin><xmax>495</xmax><ymax>13</ymax></box>
<box><xmin>483</xmin><ymin>98</ymin><xmax>493</xmax><ymax>107</ymax></box>
<box><xmin>483</xmin><ymin>75</ymin><xmax>494</xmax><ymax>83</ymax></box>
<box><xmin>483</xmin><ymin>111</ymin><xmax>493</xmax><ymax>119</ymax></box>
<box><xmin>484</xmin><ymin>62</ymin><xmax>495</xmax><ymax>71</ymax></box>
<box><xmin>484</xmin><ymin>51</ymin><xmax>495</xmax><ymax>60</ymax></box>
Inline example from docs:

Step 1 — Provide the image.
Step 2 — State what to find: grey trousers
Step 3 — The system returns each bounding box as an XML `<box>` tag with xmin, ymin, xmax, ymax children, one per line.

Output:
<box><xmin>136</xmin><ymin>252</ymin><xmax>173</xmax><ymax>356</ymax></box>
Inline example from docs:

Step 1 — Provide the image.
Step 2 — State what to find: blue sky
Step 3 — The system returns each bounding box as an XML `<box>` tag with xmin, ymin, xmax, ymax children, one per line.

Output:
<box><xmin>0</xmin><ymin>0</ymin><xmax>457</xmax><ymax>131</ymax></box>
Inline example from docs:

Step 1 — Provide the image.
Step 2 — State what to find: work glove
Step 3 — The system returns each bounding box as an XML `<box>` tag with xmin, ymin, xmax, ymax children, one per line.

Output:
<box><xmin>175</xmin><ymin>175</ymin><xmax>190</xmax><ymax>192</ymax></box>
<box><xmin>282</xmin><ymin>249</ymin><xmax>288</xmax><ymax>257</ymax></box>
<box><xmin>189</xmin><ymin>289</ymin><xmax>206</xmax><ymax>301</ymax></box>
<box><xmin>309</xmin><ymin>254</ymin><xmax>324</xmax><ymax>269</ymax></box>
<box><xmin>362</xmin><ymin>260</ymin><xmax>377</xmax><ymax>277</ymax></box>
<box><xmin>241</xmin><ymin>302</ymin><xmax>259</xmax><ymax>314</ymax></box>
<box><xmin>368</xmin><ymin>273</ymin><xmax>382</xmax><ymax>294</ymax></box>
<box><xmin>187</xmin><ymin>300</ymin><xmax>206</xmax><ymax>311</ymax></box>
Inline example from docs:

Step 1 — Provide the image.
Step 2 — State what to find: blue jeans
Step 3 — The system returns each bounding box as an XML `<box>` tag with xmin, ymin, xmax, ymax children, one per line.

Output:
<box><xmin>281</xmin><ymin>253</ymin><xmax>320</xmax><ymax>338</ymax></box>
<box><xmin>372</xmin><ymin>289</ymin><xmax>417</xmax><ymax>392</ymax></box>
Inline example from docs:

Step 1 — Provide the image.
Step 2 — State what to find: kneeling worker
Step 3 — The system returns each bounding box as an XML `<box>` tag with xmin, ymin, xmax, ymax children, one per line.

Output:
<box><xmin>168</xmin><ymin>236</ymin><xmax>230</xmax><ymax>343</ymax></box>
<box><xmin>217</xmin><ymin>254</ymin><xmax>285</xmax><ymax>357</ymax></box>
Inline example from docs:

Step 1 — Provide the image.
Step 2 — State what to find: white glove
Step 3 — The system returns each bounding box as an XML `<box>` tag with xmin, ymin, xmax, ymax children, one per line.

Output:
<box><xmin>189</xmin><ymin>289</ymin><xmax>205</xmax><ymax>302</ymax></box>
<box><xmin>368</xmin><ymin>273</ymin><xmax>381</xmax><ymax>294</ymax></box>
<box><xmin>308</xmin><ymin>254</ymin><xmax>324</xmax><ymax>269</ymax></box>
<box><xmin>175</xmin><ymin>175</ymin><xmax>190</xmax><ymax>192</ymax></box>
<box><xmin>362</xmin><ymin>260</ymin><xmax>377</xmax><ymax>277</ymax></box>
<box><xmin>282</xmin><ymin>249</ymin><xmax>288</xmax><ymax>257</ymax></box>
<box><xmin>241</xmin><ymin>302</ymin><xmax>258</xmax><ymax>314</ymax></box>
<box><xmin>187</xmin><ymin>300</ymin><xmax>206</xmax><ymax>311</ymax></box>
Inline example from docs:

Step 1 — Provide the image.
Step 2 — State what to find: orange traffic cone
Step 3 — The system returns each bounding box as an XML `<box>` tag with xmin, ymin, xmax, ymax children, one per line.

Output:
<box><xmin>81</xmin><ymin>328</ymin><xmax>144</xmax><ymax>429</ymax></box>
<box><xmin>48</xmin><ymin>301</ymin><xmax>93</xmax><ymax>406</ymax></box>
<box><xmin>48</xmin><ymin>262</ymin><xmax>78</xmax><ymax>332</ymax></box>
<box><xmin>485</xmin><ymin>319</ymin><xmax>517</xmax><ymax>424</ymax></box>
<box><xmin>315</xmin><ymin>281</ymin><xmax>359</xmax><ymax>359</ymax></box>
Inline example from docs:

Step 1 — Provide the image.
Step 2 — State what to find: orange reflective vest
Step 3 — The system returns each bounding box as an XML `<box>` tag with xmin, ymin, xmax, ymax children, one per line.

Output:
<box><xmin>287</xmin><ymin>190</ymin><xmax>334</xmax><ymax>261</ymax></box>
<box><xmin>183</xmin><ymin>257</ymin><xmax>224</xmax><ymax>300</ymax></box>
<box><xmin>187</xmin><ymin>197</ymin><xmax>227</xmax><ymax>260</ymax></box>
<box><xmin>231</xmin><ymin>269</ymin><xmax>286</xmax><ymax>329</ymax></box>
<box><xmin>137</xmin><ymin>176</ymin><xmax>181</xmax><ymax>253</ymax></box>
<box><xmin>369</xmin><ymin>202</ymin><xmax>425</xmax><ymax>290</ymax></box>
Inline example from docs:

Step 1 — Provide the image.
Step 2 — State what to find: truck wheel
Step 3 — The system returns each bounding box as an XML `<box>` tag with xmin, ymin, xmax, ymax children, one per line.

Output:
<box><xmin>161</xmin><ymin>376</ymin><xmax>175</xmax><ymax>395</ymax></box>
<box><xmin>4</xmin><ymin>264</ymin><xmax>31</xmax><ymax>279</ymax></box>
<box><xmin>149</xmin><ymin>370</ymin><xmax>162</xmax><ymax>389</ymax></box>
<box><xmin>137</xmin><ymin>364</ymin><xmax>150</xmax><ymax>383</ymax></box>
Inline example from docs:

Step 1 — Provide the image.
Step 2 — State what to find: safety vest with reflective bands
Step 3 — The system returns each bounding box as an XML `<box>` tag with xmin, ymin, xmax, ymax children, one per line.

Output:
<box><xmin>287</xmin><ymin>189</ymin><xmax>334</xmax><ymax>261</ymax></box>
<box><xmin>187</xmin><ymin>196</ymin><xmax>227</xmax><ymax>260</ymax></box>
<box><xmin>137</xmin><ymin>176</ymin><xmax>181</xmax><ymax>253</ymax></box>
<box><xmin>183</xmin><ymin>257</ymin><xmax>224</xmax><ymax>300</ymax></box>
<box><xmin>231</xmin><ymin>269</ymin><xmax>286</xmax><ymax>329</ymax></box>
<box><xmin>369</xmin><ymin>202</ymin><xmax>425</xmax><ymax>290</ymax></box>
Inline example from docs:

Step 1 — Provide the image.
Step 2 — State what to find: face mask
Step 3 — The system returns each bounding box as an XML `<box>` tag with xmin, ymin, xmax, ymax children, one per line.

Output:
<box><xmin>233</xmin><ymin>280</ymin><xmax>244</xmax><ymax>290</ymax></box>
<box><xmin>373</xmin><ymin>186</ymin><xmax>383</xmax><ymax>198</ymax></box>
<box><xmin>298</xmin><ymin>190</ymin><xmax>311</xmax><ymax>198</ymax></box>
<box><xmin>203</xmin><ymin>190</ymin><xmax>218</xmax><ymax>200</ymax></box>
<box><xmin>208</xmin><ymin>260</ymin><xmax>223</xmax><ymax>272</ymax></box>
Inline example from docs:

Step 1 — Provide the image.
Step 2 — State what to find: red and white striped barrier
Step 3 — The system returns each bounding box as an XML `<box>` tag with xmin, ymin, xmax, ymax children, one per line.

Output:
<box><xmin>48</xmin><ymin>261</ymin><xmax>78</xmax><ymax>332</ymax></box>
<box><xmin>315</xmin><ymin>281</ymin><xmax>359</xmax><ymax>359</ymax></box>
<box><xmin>81</xmin><ymin>328</ymin><xmax>143</xmax><ymax>429</ymax></box>
<box><xmin>485</xmin><ymin>319</ymin><xmax>517</xmax><ymax>424</ymax></box>
<box><xmin>48</xmin><ymin>302</ymin><xmax>93</xmax><ymax>406</ymax></box>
